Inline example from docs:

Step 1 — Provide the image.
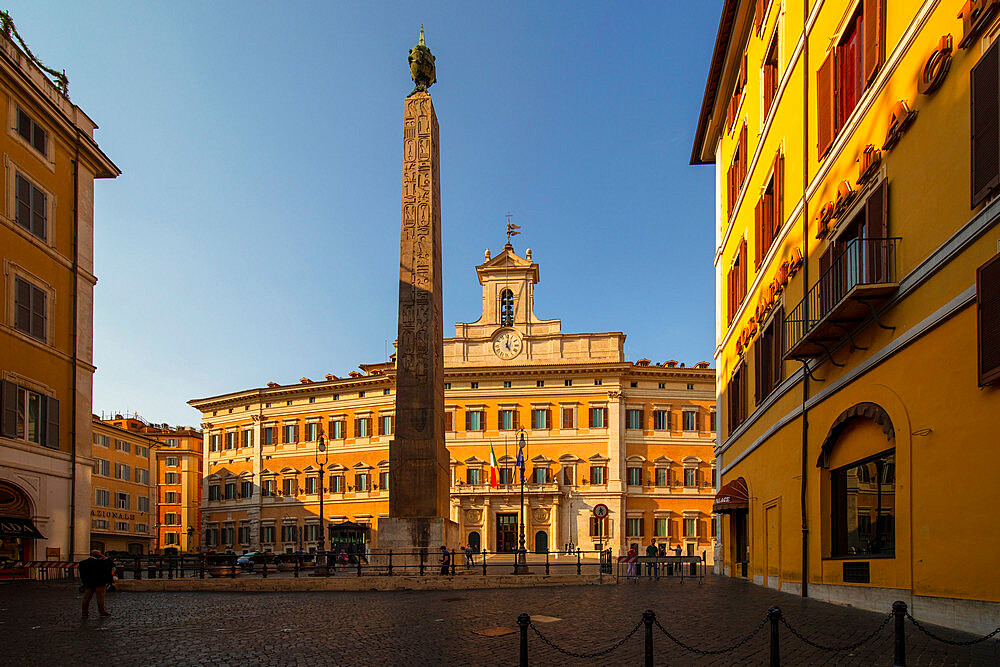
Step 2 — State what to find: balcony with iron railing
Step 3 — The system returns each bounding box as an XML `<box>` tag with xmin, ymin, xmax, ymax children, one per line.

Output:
<box><xmin>784</xmin><ymin>237</ymin><xmax>900</xmax><ymax>360</ymax></box>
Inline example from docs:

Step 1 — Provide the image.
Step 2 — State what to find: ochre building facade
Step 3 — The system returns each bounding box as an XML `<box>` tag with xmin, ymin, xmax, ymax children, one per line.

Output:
<box><xmin>692</xmin><ymin>0</ymin><xmax>1000</xmax><ymax>634</ymax></box>
<box><xmin>89</xmin><ymin>419</ymin><xmax>157</xmax><ymax>554</ymax></box>
<box><xmin>0</xmin><ymin>17</ymin><xmax>118</xmax><ymax>567</ymax></box>
<box><xmin>190</xmin><ymin>246</ymin><xmax>718</xmax><ymax>559</ymax></box>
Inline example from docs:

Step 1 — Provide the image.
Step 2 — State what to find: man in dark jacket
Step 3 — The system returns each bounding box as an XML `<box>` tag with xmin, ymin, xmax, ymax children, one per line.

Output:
<box><xmin>439</xmin><ymin>545</ymin><xmax>451</xmax><ymax>575</ymax></box>
<box><xmin>79</xmin><ymin>550</ymin><xmax>113</xmax><ymax>617</ymax></box>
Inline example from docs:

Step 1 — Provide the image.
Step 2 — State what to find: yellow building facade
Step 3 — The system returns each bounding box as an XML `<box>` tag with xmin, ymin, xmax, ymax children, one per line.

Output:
<box><xmin>0</xmin><ymin>15</ymin><xmax>118</xmax><ymax>566</ymax></box>
<box><xmin>100</xmin><ymin>415</ymin><xmax>203</xmax><ymax>554</ymax></box>
<box><xmin>693</xmin><ymin>0</ymin><xmax>1000</xmax><ymax>633</ymax></box>
<box><xmin>90</xmin><ymin>419</ymin><xmax>157</xmax><ymax>554</ymax></box>
<box><xmin>190</xmin><ymin>246</ymin><xmax>718</xmax><ymax>559</ymax></box>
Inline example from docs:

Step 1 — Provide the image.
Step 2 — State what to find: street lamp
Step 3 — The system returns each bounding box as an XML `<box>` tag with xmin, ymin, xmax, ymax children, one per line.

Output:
<box><xmin>186</xmin><ymin>526</ymin><xmax>195</xmax><ymax>553</ymax></box>
<box><xmin>516</xmin><ymin>428</ymin><xmax>527</xmax><ymax>568</ymax></box>
<box><xmin>316</xmin><ymin>430</ymin><xmax>329</xmax><ymax>563</ymax></box>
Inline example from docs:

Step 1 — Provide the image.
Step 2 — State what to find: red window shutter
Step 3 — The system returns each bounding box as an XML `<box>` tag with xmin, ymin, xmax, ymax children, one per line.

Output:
<box><xmin>513</xmin><ymin>409</ymin><xmax>519</xmax><ymax>430</ymax></box>
<box><xmin>1</xmin><ymin>380</ymin><xmax>17</xmax><ymax>438</ymax></box>
<box><xmin>773</xmin><ymin>306</ymin><xmax>785</xmax><ymax>385</ymax></box>
<box><xmin>739</xmin><ymin>52</ymin><xmax>748</xmax><ymax>91</ymax></box>
<box><xmin>739</xmin><ymin>126</ymin><xmax>748</xmax><ymax>186</ymax></box>
<box><xmin>588</xmin><ymin>407</ymin><xmax>594</xmax><ymax>428</ymax></box>
<box><xmin>602</xmin><ymin>408</ymin><xmax>608</xmax><ymax>426</ymax></box>
<box><xmin>754</xmin><ymin>337</ymin><xmax>763</xmax><ymax>405</ymax></box>
<box><xmin>497</xmin><ymin>408</ymin><xmax>503</xmax><ymax>428</ymax></box>
<box><xmin>978</xmin><ymin>253</ymin><xmax>1000</xmax><ymax>385</ymax></box>
<box><xmin>972</xmin><ymin>39</ymin><xmax>1000</xmax><ymax>208</ymax></box>
<box><xmin>755</xmin><ymin>0</ymin><xmax>766</xmax><ymax>31</ymax></box>
<box><xmin>545</xmin><ymin>409</ymin><xmax>552</xmax><ymax>429</ymax></box>
<box><xmin>774</xmin><ymin>152</ymin><xmax>784</xmax><ymax>233</ymax></box>
<box><xmin>694</xmin><ymin>409</ymin><xmax>701</xmax><ymax>432</ymax></box>
<box><xmin>817</xmin><ymin>50</ymin><xmax>837</xmax><ymax>157</ymax></box>
<box><xmin>754</xmin><ymin>197</ymin><xmax>764</xmax><ymax>270</ymax></box>
<box><xmin>445</xmin><ymin>412</ymin><xmax>452</xmax><ymax>431</ymax></box>
<box><xmin>863</xmin><ymin>0</ymin><xmax>884</xmax><ymax>85</ymax></box>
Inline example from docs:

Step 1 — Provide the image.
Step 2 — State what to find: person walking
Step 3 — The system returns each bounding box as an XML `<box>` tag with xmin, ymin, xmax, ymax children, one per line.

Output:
<box><xmin>439</xmin><ymin>545</ymin><xmax>451</xmax><ymax>575</ymax></box>
<box><xmin>645</xmin><ymin>540</ymin><xmax>659</xmax><ymax>580</ymax></box>
<box><xmin>79</xmin><ymin>550</ymin><xmax>113</xmax><ymax>617</ymax></box>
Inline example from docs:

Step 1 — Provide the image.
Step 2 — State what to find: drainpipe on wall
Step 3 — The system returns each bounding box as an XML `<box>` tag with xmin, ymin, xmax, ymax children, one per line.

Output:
<box><xmin>799</xmin><ymin>1</ymin><xmax>810</xmax><ymax>599</ymax></box>
<box><xmin>69</xmin><ymin>130</ymin><xmax>80</xmax><ymax>560</ymax></box>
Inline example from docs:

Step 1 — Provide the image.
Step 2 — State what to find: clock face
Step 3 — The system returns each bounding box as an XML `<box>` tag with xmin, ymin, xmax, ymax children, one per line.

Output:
<box><xmin>492</xmin><ymin>330</ymin><xmax>523</xmax><ymax>360</ymax></box>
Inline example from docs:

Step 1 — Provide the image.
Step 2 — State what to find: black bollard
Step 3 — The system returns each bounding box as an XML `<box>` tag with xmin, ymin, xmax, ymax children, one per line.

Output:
<box><xmin>642</xmin><ymin>610</ymin><xmax>655</xmax><ymax>667</ymax></box>
<box><xmin>517</xmin><ymin>613</ymin><xmax>530</xmax><ymax>667</ymax></box>
<box><xmin>545</xmin><ymin>550</ymin><xmax>550</xmax><ymax>575</ymax></box>
<box><xmin>420</xmin><ymin>550</ymin><xmax>425</xmax><ymax>577</ymax></box>
<box><xmin>230</xmin><ymin>556</ymin><xmax>236</xmax><ymax>578</ymax></box>
<box><xmin>199</xmin><ymin>555</ymin><xmax>205</xmax><ymax>579</ymax></box>
<box><xmin>357</xmin><ymin>556</ymin><xmax>362</xmax><ymax>577</ymax></box>
<box><xmin>892</xmin><ymin>601</ymin><xmax>907</xmax><ymax>666</ymax></box>
<box><xmin>576</xmin><ymin>550</ymin><xmax>581</xmax><ymax>575</ymax></box>
<box><xmin>482</xmin><ymin>549</ymin><xmax>488</xmax><ymax>576</ymax></box>
<box><xmin>388</xmin><ymin>550</ymin><xmax>393</xmax><ymax>576</ymax></box>
<box><xmin>768</xmin><ymin>606</ymin><xmax>781</xmax><ymax>667</ymax></box>
<box><xmin>135</xmin><ymin>556</ymin><xmax>141</xmax><ymax>581</ymax></box>
<box><xmin>263</xmin><ymin>555</ymin><xmax>268</xmax><ymax>578</ymax></box>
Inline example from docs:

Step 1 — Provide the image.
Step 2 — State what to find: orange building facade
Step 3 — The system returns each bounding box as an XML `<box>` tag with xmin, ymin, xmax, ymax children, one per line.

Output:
<box><xmin>190</xmin><ymin>246</ymin><xmax>718</xmax><ymax>558</ymax></box>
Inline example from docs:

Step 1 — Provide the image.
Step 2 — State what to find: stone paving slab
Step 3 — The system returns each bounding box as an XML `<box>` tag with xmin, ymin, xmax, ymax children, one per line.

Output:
<box><xmin>1</xmin><ymin>575</ymin><xmax>997</xmax><ymax>665</ymax></box>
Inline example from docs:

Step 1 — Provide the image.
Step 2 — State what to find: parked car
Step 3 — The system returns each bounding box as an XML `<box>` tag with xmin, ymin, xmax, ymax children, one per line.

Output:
<box><xmin>236</xmin><ymin>552</ymin><xmax>272</xmax><ymax>572</ymax></box>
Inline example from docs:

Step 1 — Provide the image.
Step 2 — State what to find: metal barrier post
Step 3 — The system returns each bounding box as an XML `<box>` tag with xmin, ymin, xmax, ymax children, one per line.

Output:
<box><xmin>388</xmin><ymin>550</ymin><xmax>393</xmax><ymax>576</ymax></box>
<box><xmin>768</xmin><ymin>606</ymin><xmax>781</xmax><ymax>667</ymax></box>
<box><xmin>419</xmin><ymin>550</ymin><xmax>425</xmax><ymax>577</ymax></box>
<box><xmin>545</xmin><ymin>550</ymin><xmax>550</xmax><ymax>575</ymax></box>
<box><xmin>892</xmin><ymin>601</ymin><xmax>907</xmax><ymax>666</ymax></box>
<box><xmin>482</xmin><ymin>549</ymin><xmax>487</xmax><ymax>576</ymax></box>
<box><xmin>199</xmin><ymin>555</ymin><xmax>205</xmax><ymax>579</ymax></box>
<box><xmin>517</xmin><ymin>613</ymin><xmax>530</xmax><ymax>667</ymax></box>
<box><xmin>576</xmin><ymin>550</ymin><xmax>581</xmax><ymax>575</ymax></box>
<box><xmin>357</xmin><ymin>556</ymin><xmax>362</xmax><ymax>577</ymax></box>
<box><xmin>642</xmin><ymin>610</ymin><xmax>655</xmax><ymax>667</ymax></box>
<box><xmin>135</xmin><ymin>556</ymin><xmax>141</xmax><ymax>580</ymax></box>
<box><xmin>294</xmin><ymin>555</ymin><xmax>300</xmax><ymax>578</ymax></box>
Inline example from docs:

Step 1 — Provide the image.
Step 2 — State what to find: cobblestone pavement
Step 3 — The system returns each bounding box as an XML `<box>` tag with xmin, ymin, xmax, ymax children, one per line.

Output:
<box><xmin>1</xmin><ymin>575</ymin><xmax>997</xmax><ymax>665</ymax></box>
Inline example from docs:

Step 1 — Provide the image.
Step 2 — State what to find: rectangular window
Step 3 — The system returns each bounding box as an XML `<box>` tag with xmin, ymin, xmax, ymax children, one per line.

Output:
<box><xmin>355</xmin><ymin>418</ymin><xmax>371</xmax><ymax>438</ymax></box>
<box><xmin>444</xmin><ymin>383</ymin><xmax>451</xmax><ymax>390</ymax></box>
<box><xmin>114</xmin><ymin>463</ymin><xmax>130</xmax><ymax>480</ymax></box>
<box><xmin>94</xmin><ymin>458</ymin><xmax>111</xmax><ymax>477</ymax></box>
<box><xmin>532</xmin><ymin>467</ymin><xmax>548</xmax><ymax>484</ymax></box>
<box><xmin>115</xmin><ymin>521</ymin><xmax>129</xmax><ymax>532</ymax></box>
<box><xmin>466</xmin><ymin>410</ymin><xmax>484</xmax><ymax>431</ymax></box>
<box><xmin>115</xmin><ymin>492</ymin><xmax>130</xmax><ymax>510</ymax></box>
<box><xmin>137</xmin><ymin>496</ymin><xmax>149</xmax><ymax>513</ymax></box>
<box><xmin>135</xmin><ymin>445</ymin><xmax>148</xmax><ymax>458</ymax></box>
<box><xmin>239</xmin><ymin>525</ymin><xmax>251</xmax><ymax>544</ymax></box>
<box><xmin>561</xmin><ymin>466</ymin><xmax>575</xmax><ymax>486</ymax></box>
<box><xmin>626</xmin><ymin>409</ymin><xmax>643</xmax><ymax>430</ymax></box>
<box><xmin>531</xmin><ymin>408</ymin><xmax>550</xmax><ymax>430</ymax></box>
<box><xmin>977</xmin><ymin>253</ymin><xmax>1000</xmax><ymax>385</ymax></box>
<box><xmin>305</xmin><ymin>476</ymin><xmax>318</xmax><ymax>494</ymax></box>
<box><xmin>684</xmin><ymin>468</ymin><xmax>697</xmax><ymax>487</ymax></box>
<box><xmin>379</xmin><ymin>415</ymin><xmax>393</xmax><ymax>436</ymax></box>
<box><xmin>502</xmin><ymin>381</ymin><xmax>511</xmax><ymax>388</ymax></box>
<box><xmin>655</xmin><ymin>468</ymin><xmax>668</xmax><ymax>487</ymax></box>
<box><xmin>17</xmin><ymin>108</ymin><xmax>47</xmax><ymax>155</ymax></box>
<box><xmin>135</xmin><ymin>468</ymin><xmax>149</xmax><ymax>484</ymax></box>
<box><xmin>95</xmin><ymin>434</ymin><xmax>110</xmax><ymax>447</ymax></box>
<box><xmin>165</xmin><ymin>457</ymin><xmax>178</xmax><ymax>467</ymax></box>
<box><xmin>653</xmin><ymin>410</ymin><xmax>668</xmax><ymax>430</ymax></box>
<box><xmin>727</xmin><ymin>363</ymin><xmax>747</xmax><ymax>436</ymax></box>
<box><xmin>710</xmin><ymin>411</ymin><xmax>717</xmax><ymax>432</ymax></box>
<box><xmin>165</xmin><ymin>438</ymin><xmax>178</xmax><ymax>447</ymax></box>
<box><xmin>355</xmin><ymin>473</ymin><xmax>370</xmax><ymax>492</ymax></box>
<box><xmin>561</xmin><ymin>408</ymin><xmax>574</xmax><ymax>429</ymax></box>
<box><xmin>727</xmin><ymin>239</ymin><xmax>748</xmax><ymax>326</ymax></box>
<box><xmin>262</xmin><ymin>479</ymin><xmax>275</xmax><ymax>497</ymax></box>
<box><xmin>626</xmin><ymin>517</ymin><xmax>644</xmax><ymax>538</ymax></box>
<box><xmin>329</xmin><ymin>420</ymin><xmax>344</xmax><ymax>439</ymax></box>
<box><xmin>470</xmin><ymin>382</ymin><xmax>478</xmax><ymax>389</ymax></box>
<box><xmin>755</xmin><ymin>153</ymin><xmax>784</xmax><ymax>269</ymax></box>
<box><xmin>164</xmin><ymin>472</ymin><xmax>179</xmax><ymax>484</ymax></box>
<box><xmin>329</xmin><ymin>475</ymin><xmax>343</xmax><ymax>493</ymax></box>
<box><xmin>594</xmin><ymin>379</ymin><xmax>603</xmax><ymax>386</ymax></box>
<box><xmin>261</xmin><ymin>526</ymin><xmax>275</xmax><ymax>543</ymax></box>
<box><xmin>726</xmin><ymin>125</ymin><xmax>748</xmax><ymax>219</ymax></box>
<box><xmin>499</xmin><ymin>409</ymin><xmax>516</xmax><ymax>430</ymax></box>
<box><xmin>379</xmin><ymin>471</ymin><xmax>389</xmax><ymax>490</ymax></box>
<box><xmin>763</xmin><ymin>31</ymin><xmax>779</xmax><ymax>118</ymax></box>
<box><xmin>242</xmin><ymin>429</ymin><xmax>254</xmax><ymax>448</ymax></box>
<box><xmin>263</xmin><ymin>427</ymin><xmax>276</xmax><ymax>446</ymax></box>
<box><xmin>164</xmin><ymin>532</ymin><xmax>179</xmax><ymax>545</ymax></box>
<box><xmin>466</xmin><ymin>468</ymin><xmax>481</xmax><ymax>485</ymax></box>
<box><xmin>498</xmin><ymin>467</ymin><xmax>514</xmax><ymax>485</ymax></box>
<box><xmin>92</xmin><ymin>519</ymin><xmax>108</xmax><ymax>530</ymax></box>
<box><xmin>306</xmin><ymin>422</ymin><xmax>319</xmax><ymax>441</ymax></box>
<box><xmin>164</xmin><ymin>491</ymin><xmax>179</xmax><ymax>503</ymax></box>
<box><xmin>282</xmin><ymin>478</ymin><xmax>297</xmax><ymax>496</ymax></box>
<box><xmin>241</xmin><ymin>480</ymin><xmax>253</xmax><ymax>498</ymax></box>
<box><xmin>283</xmin><ymin>424</ymin><xmax>296</xmax><ymax>443</ymax></box>
<box><xmin>224</xmin><ymin>482</ymin><xmax>236</xmax><ymax>500</ymax></box>
<box><xmin>225</xmin><ymin>432</ymin><xmax>236</xmax><ymax>449</ymax></box>
<box><xmin>208</xmin><ymin>485</ymin><xmax>220</xmax><ymax>501</ymax></box>
<box><xmin>164</xmin><ymin>513</ymin><xmax>179</xmax><ymax>526</ymax></box>
<box><xmin>281</xmin><ymin>524</ymin><xmax>298</xmax><ymax>543</ymax></box>
<box><xmin>14</xmin><ymin>173</ymin><xmax>47</xmax><ymax>241</ymax></box>
<box><xmin>832</xmin><ymin>450</ymin><xmax>895</xmax><ymax>556</ymax></box>
<box><xmin>222</xmin><ymin>526</ymin><xmax>235</xmax><ymax>545</ymax></box>
<box><xmin>755</xmin><ymin>307</ymin><xmax>785</xmax><ymax>403</ymax></box>
<box><xmin>115</xmin><ymin>439</ymin><xmax>130</xmax><ymax>453</ymax></box>
<box><xmin>627</xmin><ymin>467</ymin><xmax>642</xmax><ymax>486</ymax></box>
<box><xmin>654</xmin><ymin>518</ymin><xmax>669</xmax><ymax>537</ymax></box>
<box><xmin>590</xmin><ymin>516</ymin><xmax>607</xmax><ymax>537</ymax></box>
<box><xmin>536</xmin><ymin>380</ymin><xmax>544</xmax><ymax>387</ymax></box>
<box><xmin>684</xmin><ymin>518</ymin><xmax>697</xmax><ymax>537</ymax></box>
<box><xmin>445</xmin><ymin>412</ymin><xmax>453</xmax><ymax>431</ymax></box>
<box><xmin>13</xmin><ymin>276</ymin><xmax>47</xmax><ymax>341</ymax></box>
<box><xmin>564</xmin><ymin>379</ymin><xmax>572</xmax><ymax>387</ymax></box>
<box><xmin>95</xmin><ymin>488</ymin><xmax>110</xmax><ymax>507</ymax></box>
<box><xmin>682</xmin><ymin>411</ymin><xmax>696</xmax><ymax>431</ymax></box>
<box><xmin>589</xmin><ymin>407</ymin><xmax>607</xmax><ymax>428</ymax></box>
<box><xmin>590</xmin><ymin>465</ymin><xmax>606</xmax><ymax>485</ymax></box>
<box><xmin>210</xmin><ymin>434</ymin><xmax>220</xmax><ymax>451</ymax></box>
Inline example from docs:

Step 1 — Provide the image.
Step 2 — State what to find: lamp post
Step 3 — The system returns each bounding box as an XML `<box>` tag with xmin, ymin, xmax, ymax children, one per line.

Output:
<box><xmin>316</xmin><ymin>430</ymin><xmax>329</xmax><ymax>562</ymax></box>
<box><xmin>186</xmin><ymin>526</ymin><xmax>195</xmax><ymax>554</ymax></box>
<box><xmin>517</xmin><ymin>428</ymin><xmax>527</xmax><ymax>567</ymax></box>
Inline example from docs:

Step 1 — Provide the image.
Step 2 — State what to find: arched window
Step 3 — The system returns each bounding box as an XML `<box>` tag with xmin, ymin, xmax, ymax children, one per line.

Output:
<box><xmin>500</xmin><ymin>289</ymin><xmax>514</xmax><ymax>326</ymax></box>
<box><xmin>468</xmin><ymin>531</ymin><xmax>481</xmax><ymax>553</ymax></box>
<box><xmin>534</xmin><ymin>530</ymin><xmax>548</xmax><ymax>553</ymax></box>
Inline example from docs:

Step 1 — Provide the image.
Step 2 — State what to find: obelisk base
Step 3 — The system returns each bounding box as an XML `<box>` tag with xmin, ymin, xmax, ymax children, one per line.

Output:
<box><xmin>376</xmin><ymin>516</ymin><xmax>459</xmax><ymax>571</ymax></box>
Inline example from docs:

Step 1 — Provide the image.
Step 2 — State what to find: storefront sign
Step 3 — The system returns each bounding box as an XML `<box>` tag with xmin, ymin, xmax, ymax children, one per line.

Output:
<box><xmin>91</xmin><ymin>510</ymin><xmax>137</xmax><ymax>521</ymax></box>
<box><xmin>735</xmin><ymin>247</ymin><xmax>804</xmax><ymax>355</ymax></box>
<box><xmin>919</xmin><ymin>35</ymin><xmax>953</xmax><ymax>95</ymax></box>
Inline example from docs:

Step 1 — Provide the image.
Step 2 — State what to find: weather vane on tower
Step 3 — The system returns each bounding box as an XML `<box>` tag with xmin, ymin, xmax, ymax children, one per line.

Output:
<box><xmin>505</xmin><ymin>212</ymin><xmax>521</xmax><ymax>245</ymax></box>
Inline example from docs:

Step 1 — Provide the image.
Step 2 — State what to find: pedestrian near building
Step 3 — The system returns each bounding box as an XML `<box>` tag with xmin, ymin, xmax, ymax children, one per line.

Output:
<box><xmin>645</xmin><ymin>540</ymin><xmax>659</xmax><ymax>579</ymax></box>
<box><xmin>439</xmin><ymin>545</ymin><xmax>451</xmax><ymax>575</ymax></box>
<box><xmin>79</xmin><ymin>550</ymin><xmax>113</xmax><ymax>617</ymax></box>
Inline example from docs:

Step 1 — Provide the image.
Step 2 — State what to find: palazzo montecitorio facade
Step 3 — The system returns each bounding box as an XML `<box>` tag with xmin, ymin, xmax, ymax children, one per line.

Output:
<box><xmin>190</xmin><ymin>245</ymin><xmax>718</xmax><ymax>559</ymax></box>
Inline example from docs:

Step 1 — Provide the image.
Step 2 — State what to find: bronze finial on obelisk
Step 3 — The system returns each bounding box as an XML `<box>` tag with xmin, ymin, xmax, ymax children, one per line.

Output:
<box><xmin>379</xmin><ymin>28</ymin><xmax>455</xmax><ymax>553</ymax></box>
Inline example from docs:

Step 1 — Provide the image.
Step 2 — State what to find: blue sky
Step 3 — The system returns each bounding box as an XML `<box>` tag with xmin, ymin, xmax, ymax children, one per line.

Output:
<box><xmin>15</xmin><ymin>2</ymin><xmax>720</xmax><ymax>426</ymax></box>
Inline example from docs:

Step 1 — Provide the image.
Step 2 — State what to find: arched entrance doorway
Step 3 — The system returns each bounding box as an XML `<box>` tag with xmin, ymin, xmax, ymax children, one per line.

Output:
<box><xmin>534</xmin><ymin>530</ymin><xmax>548</xmax><ymax>553</ymax></box>
<box><xmin>0</xmin><ymin>481</ymin><xmax>43</xmax><ymax>568</ymax></box>
<box><xmin>467</xmin><ymin>531</ymin><xmax>481</xmax><ymax>553</ymax></box>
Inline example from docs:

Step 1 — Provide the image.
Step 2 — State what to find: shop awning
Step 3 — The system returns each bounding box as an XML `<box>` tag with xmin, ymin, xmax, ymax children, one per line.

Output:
<box><xmin>713</xmin><ymin>477</ymin><xmax>749</xmax><ymax>513</ymax></box>
<box><xmin>0</xmin><ymin>516</ymin><xmax>45</xmax><ymax>539</ymax></box>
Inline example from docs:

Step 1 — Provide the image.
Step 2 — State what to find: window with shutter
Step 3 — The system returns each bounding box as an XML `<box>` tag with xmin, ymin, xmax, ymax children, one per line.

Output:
<box><xmin>755</xmin><ymin>0</ymin><xmax>766</xmax><ymax>32</ymax></box>
<box><xmin>817</xmin><ymin>51</ymin><xmax>836</xmax><ymax>157</ymax></box>
<box><xmin>763</xmin><ymin>31</ymin><xmax>779</xmax><ymax>116</ymax></box>
<box><xmin>863</xmin><ymin>0</ymin><xmax>884</xmax><ymax>84</ymax></box>
<box><xmin>972</xmin><ymin>39</ymin><xmax>1000</xmax><ymax>208</ymax></box>
<box><xmin>978</xmin><ymin>253</ymin><xmax>1000</xmax><ymax>385</ymax></box>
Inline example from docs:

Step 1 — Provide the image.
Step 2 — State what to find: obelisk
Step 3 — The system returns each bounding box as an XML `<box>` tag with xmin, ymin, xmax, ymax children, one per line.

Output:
<box><xmin>377</xmin><ymin>27</ymin><xmax>456</xmax><ymax>554</ymax></box>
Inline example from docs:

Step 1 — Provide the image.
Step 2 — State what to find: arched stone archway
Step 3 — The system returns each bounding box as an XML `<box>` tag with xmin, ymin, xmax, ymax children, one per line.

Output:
<box><xmin>0</xmin><ymin>481</ymin><xmax>40</xmax><ymax>563</ymax></box>
<box><xmin>817</xmin><ymin>402</ymin><xmax>895</xmax><ymax>468</ymax></box>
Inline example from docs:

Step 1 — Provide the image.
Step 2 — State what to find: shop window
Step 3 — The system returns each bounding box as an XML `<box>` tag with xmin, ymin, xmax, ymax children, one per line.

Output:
<box><xmin>831</xmin><ymin>449</ymin><xmax>895</xmax><ymax>557</ymax></box>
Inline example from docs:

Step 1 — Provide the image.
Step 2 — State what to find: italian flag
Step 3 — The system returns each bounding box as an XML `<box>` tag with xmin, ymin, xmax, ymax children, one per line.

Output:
<box><xmin>489</xmin><ymin>443</ymin><xmax>499</xmax><ymax>488</ymax></box>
